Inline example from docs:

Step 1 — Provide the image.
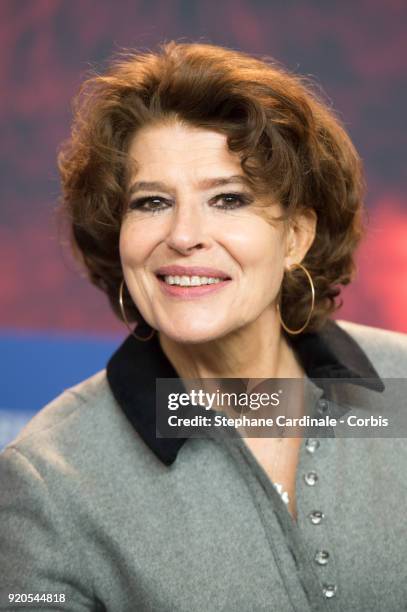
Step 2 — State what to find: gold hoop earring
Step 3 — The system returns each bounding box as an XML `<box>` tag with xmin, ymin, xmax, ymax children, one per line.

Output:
<box><xmin>119</xmin><ymin>279</ymin><xmax>155</xmax><ymax>342</ymax></box>
<box><xmin>277</xmin><ymin>263</ymin><xmax>315</xmax><ymax>335</ymax></box>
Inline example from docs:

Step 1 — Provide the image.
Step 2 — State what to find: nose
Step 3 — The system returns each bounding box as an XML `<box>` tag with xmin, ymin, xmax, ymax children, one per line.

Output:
<box><xmin>165</xmin><ymin>202</ymin><xmax>210</xmax><ymax>254</ymax></box>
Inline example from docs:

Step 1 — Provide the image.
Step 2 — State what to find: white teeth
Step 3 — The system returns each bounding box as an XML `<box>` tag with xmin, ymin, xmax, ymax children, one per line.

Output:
<box><xmin>163</xmin><ymin>275</ymin><xmax>224</xmax><ymax>286</ymax></box>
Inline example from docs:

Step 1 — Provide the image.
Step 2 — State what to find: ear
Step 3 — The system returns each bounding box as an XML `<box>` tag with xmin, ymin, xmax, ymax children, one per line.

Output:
<box><xmin>284</xmin><ymin>209</ymin><xmax>317</xmax><ymax>269</ymax></box>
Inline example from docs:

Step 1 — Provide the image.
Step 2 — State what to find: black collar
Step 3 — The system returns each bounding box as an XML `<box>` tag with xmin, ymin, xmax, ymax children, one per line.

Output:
<box><xmin>106</xmin><ymin>319</ymin><xmax>384</xmax><ymax>466</ymax></box>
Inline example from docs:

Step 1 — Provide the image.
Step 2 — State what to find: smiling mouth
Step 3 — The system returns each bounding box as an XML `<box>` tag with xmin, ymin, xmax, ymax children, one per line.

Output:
<box><xmin>156</xmin><ymin>274</ymin><xmax>231</xmax><ymax>298</ymax></box>
<box><xmin>157</xmin><ymin>274</ymin><xmax>229</xmax><ymax>287</ymax></box>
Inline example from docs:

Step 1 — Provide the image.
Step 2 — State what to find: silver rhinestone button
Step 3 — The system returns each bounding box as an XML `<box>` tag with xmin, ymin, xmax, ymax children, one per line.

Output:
<box><xmin>318</xmin><ymin>398</ymin><xmax>328</xmax><ymax>413</ymax></box>
<box><xmin>315</xmin><ymin>550</ymin><xmax>330</xmax><ymax>566</ymax></box>
<box><xmin>309</xmin><ymin>510</ymin><xmax>325</xmax><ymax>525</ymax></box>
<box><xmin>305</xmin><ymin>438</ymin><xmax>320</xmax><ymax>454</ymax></box>
<box><xmin>322</xmin><ymin>584</ymin><xmax>337</xmax><ymax>599</ymax></box>
<box><xmin>304</xmin><ymin>471</ymin><xmax>318</xmax><ymax>486</ymax></box>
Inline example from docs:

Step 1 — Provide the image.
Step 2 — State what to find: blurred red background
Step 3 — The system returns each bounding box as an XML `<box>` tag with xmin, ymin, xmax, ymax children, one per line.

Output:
<box><xmin>1</xmin><ymin>0</ymin><xmax>406</xmax><ymax>336</ymax></box>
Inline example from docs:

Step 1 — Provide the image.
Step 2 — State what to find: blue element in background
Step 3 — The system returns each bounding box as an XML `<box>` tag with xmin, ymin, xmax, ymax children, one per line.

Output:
<box><xmin>0</xmin><ymin>331</ymin><xmax>122</xmax><ymax>448</ymax></box>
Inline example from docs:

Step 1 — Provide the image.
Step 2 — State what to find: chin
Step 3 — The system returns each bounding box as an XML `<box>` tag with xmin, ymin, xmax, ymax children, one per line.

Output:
<box><xmin>158</xmin><ymin>321</ymin><xmax>231</xmax><ymax>345</ymax></box>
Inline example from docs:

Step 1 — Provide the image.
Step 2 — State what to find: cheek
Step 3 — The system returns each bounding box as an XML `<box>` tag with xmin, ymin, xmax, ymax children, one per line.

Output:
<box><xmin>221</xmin><ymin>218</ymin><xmax>285</xmax><ymax>271</ymax></box>
<box><xmin>119</xmin><ymin>221</ymin><xmax>151</xmax><ymax>267</ymax></box>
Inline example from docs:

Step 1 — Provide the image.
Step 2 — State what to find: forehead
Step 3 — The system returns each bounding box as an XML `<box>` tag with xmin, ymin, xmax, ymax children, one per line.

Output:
<box><xmin>127</xmin><ymin>122</ymin><xmax>242</xmax><ymax>181</ymax></box>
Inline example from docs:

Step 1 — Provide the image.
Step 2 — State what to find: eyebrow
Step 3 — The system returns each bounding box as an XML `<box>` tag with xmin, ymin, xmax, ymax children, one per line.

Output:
<box><xmin>128</xmin><ymin>175</ymin><xmax>250</xmax><ymax>197</ymax></box>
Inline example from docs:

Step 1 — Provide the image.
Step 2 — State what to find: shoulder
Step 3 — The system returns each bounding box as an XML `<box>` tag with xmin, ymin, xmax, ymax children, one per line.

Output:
<box><xmin>0</xmin><ymin>371</ymin><xmax>120</xmax><ymax>603</ymax></box>
<box><xmin>6</xmin><ymin>369</ymin><xmax>111</xmax><ymax>447</ymax></box>
<box><xmin>0</xmin><ymin>369</ymin><xmax>138</xmax><ymax>473</ymax></box>
<box><xmin>336</xmin><ymin>319</ymin><xmax>407</xmax><ymax>377</ymax></box>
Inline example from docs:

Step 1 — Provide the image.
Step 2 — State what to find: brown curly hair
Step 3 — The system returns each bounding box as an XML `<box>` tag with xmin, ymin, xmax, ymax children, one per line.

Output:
<box><xmin>57</xmin><ymin>41</ymin><xmax>366</xmax><ymax>333</ymax></box>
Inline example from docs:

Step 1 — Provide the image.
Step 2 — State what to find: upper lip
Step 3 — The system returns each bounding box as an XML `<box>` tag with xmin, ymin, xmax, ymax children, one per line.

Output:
<box><xmin>155</xmin><ymin>265</ymin><xmax>231</xmax><ymax>279</ymax></box>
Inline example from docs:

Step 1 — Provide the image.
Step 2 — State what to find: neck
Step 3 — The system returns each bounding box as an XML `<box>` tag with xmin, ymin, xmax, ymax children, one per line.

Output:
<box><xmin>158</xmin><ymin>309</ymin><xmax>305</xmax><ymax>383</ymax></box>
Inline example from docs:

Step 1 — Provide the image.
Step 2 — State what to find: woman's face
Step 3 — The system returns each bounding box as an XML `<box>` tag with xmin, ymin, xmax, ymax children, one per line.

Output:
<box><xmin>120</xmin><ymin>121</ymin><xmax>308</xmax><ymax>343</ymax></box>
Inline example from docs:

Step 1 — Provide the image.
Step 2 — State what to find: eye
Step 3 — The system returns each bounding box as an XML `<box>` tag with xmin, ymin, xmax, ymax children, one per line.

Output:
<box><xmin>128</xmin><ymin>192</ymin><xmax>253</xmax><ymax>213</ymax></box>
<box><xmin>128</xmin><ymin>196</ymin><xmax>171</xmax><ymax>213</ymax></box>
<box><xmin>211</xmin><ymin>192</ymin><xmax>253</xmax><ymax>210</ymax></box>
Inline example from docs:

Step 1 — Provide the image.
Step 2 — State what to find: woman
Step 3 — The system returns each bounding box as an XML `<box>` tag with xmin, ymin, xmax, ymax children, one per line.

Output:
<box><xmin>1</xmin><ymin>41</ymin><xmax>406</xmax><ymax>612</ymax></box>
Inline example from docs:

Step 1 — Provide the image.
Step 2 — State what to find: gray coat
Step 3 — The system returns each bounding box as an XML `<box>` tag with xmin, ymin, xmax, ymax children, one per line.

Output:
<box><xmin>0</xmin><ymin>319</ymin><xmax>407</xmax><ymax>612</ymax></box>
